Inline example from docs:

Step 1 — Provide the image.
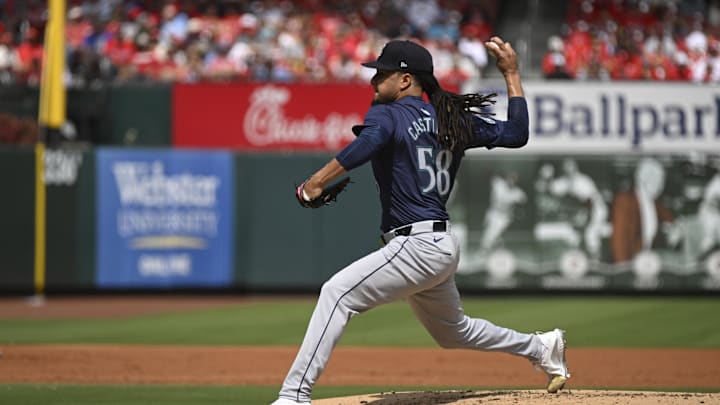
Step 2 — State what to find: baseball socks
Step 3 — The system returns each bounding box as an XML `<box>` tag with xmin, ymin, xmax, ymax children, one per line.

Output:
<box><xmin>532</xmin><ymin>328</ymin><xmax>570</xmax><ymax>393</ymax></box>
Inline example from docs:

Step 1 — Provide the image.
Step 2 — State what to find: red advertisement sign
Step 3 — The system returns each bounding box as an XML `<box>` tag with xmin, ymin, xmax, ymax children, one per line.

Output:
<box><xmin>173</xmin><ymin>83</ymin><xmax>373</xmax><ymax>151</ymax></box>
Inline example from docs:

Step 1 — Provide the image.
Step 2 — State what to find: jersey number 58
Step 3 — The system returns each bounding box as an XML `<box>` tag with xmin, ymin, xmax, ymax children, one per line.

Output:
<box><xmin>417</xmin><ymin>147</ymin><xmax>452</xmax><ymax>197</ymax></box>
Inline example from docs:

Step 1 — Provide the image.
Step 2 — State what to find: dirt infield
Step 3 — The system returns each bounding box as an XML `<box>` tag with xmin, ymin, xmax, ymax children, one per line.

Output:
<box><xmin>1</xmin><ymin>344</ymin><xmax>720</xmax><ymax>388</ymax></box>
<box><xmin>313</xmin><ymin>390</ymin><xmax>720</xmax><ymax>404</ymax></box>
<box><xmin>1</xmin><ymin>296</ymin><xmax>719</xmax><ymax>404</ymax></box>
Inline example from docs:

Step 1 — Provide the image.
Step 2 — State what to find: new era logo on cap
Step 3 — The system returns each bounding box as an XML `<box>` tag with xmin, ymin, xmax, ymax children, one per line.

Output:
<box><xmin>361</xmin><ymin>40</ymin><xmax>434</xmax><ymax>74</ymax></box>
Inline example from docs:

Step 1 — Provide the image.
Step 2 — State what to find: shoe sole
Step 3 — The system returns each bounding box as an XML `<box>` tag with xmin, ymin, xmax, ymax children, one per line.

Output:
<box><xmin>547</xmin><ymin>375</ymin><xmax>567</xmax><ymax>393</ymax></box>
<box><xmin>547</xmin><ymin>329</ymin><xmax>569</xmax><ymax>393</ymax></box>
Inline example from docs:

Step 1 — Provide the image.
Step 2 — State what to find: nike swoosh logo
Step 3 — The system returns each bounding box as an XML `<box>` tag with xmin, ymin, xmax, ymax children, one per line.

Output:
<box><xmin>433</xmin><ymin>237</ymin><xmax>444</xmax><ymax>243</ymax></box>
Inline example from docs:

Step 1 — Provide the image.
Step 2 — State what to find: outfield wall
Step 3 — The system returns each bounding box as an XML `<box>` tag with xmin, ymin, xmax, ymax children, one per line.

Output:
<box><xmin>0</xmin><ymin>82</ymin><xmax>719</xmax><ymax>293</ymax></box>
<box><xmin>0</xmin><ymin>147</ymin><xmax>718</xmax><ymax>294</ymax></box>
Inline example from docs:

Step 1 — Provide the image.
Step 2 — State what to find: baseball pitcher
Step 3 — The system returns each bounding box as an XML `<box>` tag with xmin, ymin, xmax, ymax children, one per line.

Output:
<box><xmin>273</xmin><ymin>37</ymin><xmax>569</xmax><ymax>405</ymax></box>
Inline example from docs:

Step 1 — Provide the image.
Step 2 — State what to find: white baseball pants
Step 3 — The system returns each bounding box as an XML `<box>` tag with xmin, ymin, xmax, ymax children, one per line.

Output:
<box><xmin>277</xmin><ymin>221</ymin><xmax>543</xmax><ymax>402</ymax></box>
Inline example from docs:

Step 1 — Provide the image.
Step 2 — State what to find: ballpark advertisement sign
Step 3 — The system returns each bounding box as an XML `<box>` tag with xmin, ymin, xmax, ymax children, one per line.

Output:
<box><xmin>172</xmin><ymin>83</ymin><xmax>369</xmax><ymax>151</ymax></box>
<box><xmin>96</xmin><ymin>149</ymin><xmax>234</xmax><ymax>288</ymax></box>
<box><xmin>175</xmin><ymin>81</ymin><xmax>720</xmax><ymax>153</ymax></box>
<box><xmin>470</xmin><ymin>81</ymin><xmax>720</xmax><ymax>153</ymax></box>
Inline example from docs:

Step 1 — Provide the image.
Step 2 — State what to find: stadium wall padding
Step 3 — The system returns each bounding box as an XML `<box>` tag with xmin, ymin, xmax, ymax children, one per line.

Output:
<box><xmin>231</xmin><ymin>153</ymin><xmax>379</xmax><ymax>291</ymax></box>
<box><xmin>1</xmin><ymin>147</ymin><xmax>718</xmax><ymax>294</ymax></box>
<box><xmin>0</xmin><ymin>147</ymin><xmax>36</xmax><ymax>292</ymax></box>
<box><xmin>2</xmin><ymin>82</ymin><xmax>720</xmax><ymax>293</ymax></box>
<box><xmin>104</xmin><ymin>85</ymin><xmax>172</xmax><ymax>146</ymax></box>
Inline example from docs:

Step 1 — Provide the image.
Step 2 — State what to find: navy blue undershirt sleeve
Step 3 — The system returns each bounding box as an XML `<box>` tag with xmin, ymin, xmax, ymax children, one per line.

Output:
<box><xmin>468</xmin><ymin>97</ymin><xmax>529</xmax><ymax>149</ymax></box>
<box><xmin>336</xmin><ymin>106</ymin><xmax>393</xmax><ymax>170</ymax></box>
<box><xmin>336</xmin><ymin>125</ymin><xmax>388</xmax><ymax>170</ymax></box>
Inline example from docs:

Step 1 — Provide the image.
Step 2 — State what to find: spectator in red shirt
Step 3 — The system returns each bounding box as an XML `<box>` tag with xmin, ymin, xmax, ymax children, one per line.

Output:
<box><xmin>66</xmin><ymin>6</ymin><xmax>93</xmax><ymax>52</ymax></box>
<box><xmin>104</xmin><ymin>25</ymin><xmax>137</xmax><ymax>67</ymax></box>
<box><xmin>14</xmin><ymin>27</ymin><xmax>43</xmax><ymax>85</ymax></box>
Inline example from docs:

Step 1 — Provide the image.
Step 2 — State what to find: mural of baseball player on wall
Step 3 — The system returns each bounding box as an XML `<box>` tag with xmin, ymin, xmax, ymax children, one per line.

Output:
<box><xmin>454</xmin><ymin>162</ymin><xmax>533</xmax><ymax>280</ymax></box>
<box><xmin>698</xmin><ymin>161</ymin><xmax>720</xmax><ymax>259</ymax></box>
<box><xmin>450</xmin><ymin>153</ymin><xmax>720</xmax><ymax>291</ymax></box>
<box><xmin>610</xmin><ymin>157</ymin><xmax>678</xmax><ymax>263</ymax></box>
<box><xmin>609</xmin><ymin>157</ymin><xmax>686</xmax><ymax>289</ymax></box>
<box><xmin>479</xmin><ymin>171</ymin><xmax>527</xmax><ymax>253</ymax></box>
<box><xmin>535</xmin><ymin>158</ymin><xmax>611</xmax><ymax>261</ymax></box>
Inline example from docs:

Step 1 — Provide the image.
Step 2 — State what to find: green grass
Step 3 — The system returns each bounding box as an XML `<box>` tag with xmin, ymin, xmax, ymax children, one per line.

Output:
<box><xmin>1</xmin><ymin>297</ymin><xmax>719</xmax><ymax>404</ymax></box>
<box><xmin>1</xmin><ymin>296</ymin><xmax>720</xmax><ymax>347</ymax></box>
<box><xmin>0</xmin><ymin>384</ymin><xmax>259</xmax><ymax>405</ymax></box>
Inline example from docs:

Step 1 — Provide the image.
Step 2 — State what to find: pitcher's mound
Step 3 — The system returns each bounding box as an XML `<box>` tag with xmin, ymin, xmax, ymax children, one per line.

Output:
<box><xmin>314</xmin><ymin>389</ymin><xmax>720</xmax><ymax>404</ymax></box>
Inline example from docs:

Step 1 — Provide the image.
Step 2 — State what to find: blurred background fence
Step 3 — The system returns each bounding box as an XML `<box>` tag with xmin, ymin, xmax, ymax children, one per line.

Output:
<box><xmin>1</xmin><ymin>81</ymin><xmax>718</xmax><ymax>294</ymax></box>
<box><xmin>1</xmin><ymin>0</ymin><xmax>719</xmax><ymax>294</ymax></box>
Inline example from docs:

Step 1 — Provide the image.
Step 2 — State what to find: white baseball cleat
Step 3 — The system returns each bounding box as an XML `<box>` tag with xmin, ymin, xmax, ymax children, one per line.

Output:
<box><xmin>270</xmin><ymin>398</ymin><xmax>311</xmax><ymax>405</ymax></box>
<box><xmin>533</xmin><ymin>328</ymin><xmax>570</xmax><ymax>393</ymax></box>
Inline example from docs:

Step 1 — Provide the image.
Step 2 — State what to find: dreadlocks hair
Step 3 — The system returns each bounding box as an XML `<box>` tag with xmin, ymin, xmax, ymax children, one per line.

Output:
<box><xmin>415</xmin><ymin>73</ymin><xmax>496</xmax><ymax>151</ymax></box>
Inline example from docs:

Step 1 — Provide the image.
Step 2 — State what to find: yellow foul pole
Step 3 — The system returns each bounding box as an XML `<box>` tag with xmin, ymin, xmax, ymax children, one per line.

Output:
<box><xmin>34</xmin><ymin>142</ymin><xmax>46</xmax><ymax>298</ymax></box>
<box><xmin>39</xmin><ymin>0</ymin><xmax>66</xmax><ymax>129</ymax></box>
<box><xmin>35</xmin><ymin>0</ymin><xmax>66</xmax><ymax>298</ymax></box>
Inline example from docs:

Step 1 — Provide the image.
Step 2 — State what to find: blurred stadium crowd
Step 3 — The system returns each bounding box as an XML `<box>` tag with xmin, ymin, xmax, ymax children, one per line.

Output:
<box><xmin>0</xmin><ymin>0</ymin><xmax>496</xmax><ymax>87</ymax></box>
<box><xmin>543</xmin><ymin>0</ymin><xmax>720</xmax><ymax>82</ymax></box>
<box><xmin>2</xmin><ymin>0</ymin><xmax>720</xmax><ymax>87</ymax></box>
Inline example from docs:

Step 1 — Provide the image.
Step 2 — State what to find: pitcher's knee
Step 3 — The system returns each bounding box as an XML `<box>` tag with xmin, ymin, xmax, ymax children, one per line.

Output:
<box><xmin>320</xmin><ymin>279</ymin><xmax>343</xmax><ymax>301</ymax></box>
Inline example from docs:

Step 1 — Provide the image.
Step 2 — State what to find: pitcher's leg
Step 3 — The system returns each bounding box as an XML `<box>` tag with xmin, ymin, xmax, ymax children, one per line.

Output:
<box><xmin>408</xmin><ymin>276</ymin><xmax>542</xmax><ymax>359</ymax></box>
<box><xmin>278</xmin><ymin>238</ymin><xmax>431</xmax><ymax>402</ymax></box>
<box><xmin>277</xmin><ymin>287</ymin><xmax>352</xmax><ymax>401</ymax></box>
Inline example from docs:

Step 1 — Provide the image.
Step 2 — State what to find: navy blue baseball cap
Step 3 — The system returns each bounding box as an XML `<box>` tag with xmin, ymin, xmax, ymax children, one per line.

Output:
<box><xmin>362</xmin><ymin>40</ymin><xmax>434</xmax><ymax>74</ymax></box>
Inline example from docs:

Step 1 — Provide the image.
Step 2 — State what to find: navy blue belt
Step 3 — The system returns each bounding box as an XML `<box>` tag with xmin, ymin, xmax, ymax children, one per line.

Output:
<box><xmin>381</xmin><ymin>220</ymin><xmax>447</xmax><ymax>245</ymax></box>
